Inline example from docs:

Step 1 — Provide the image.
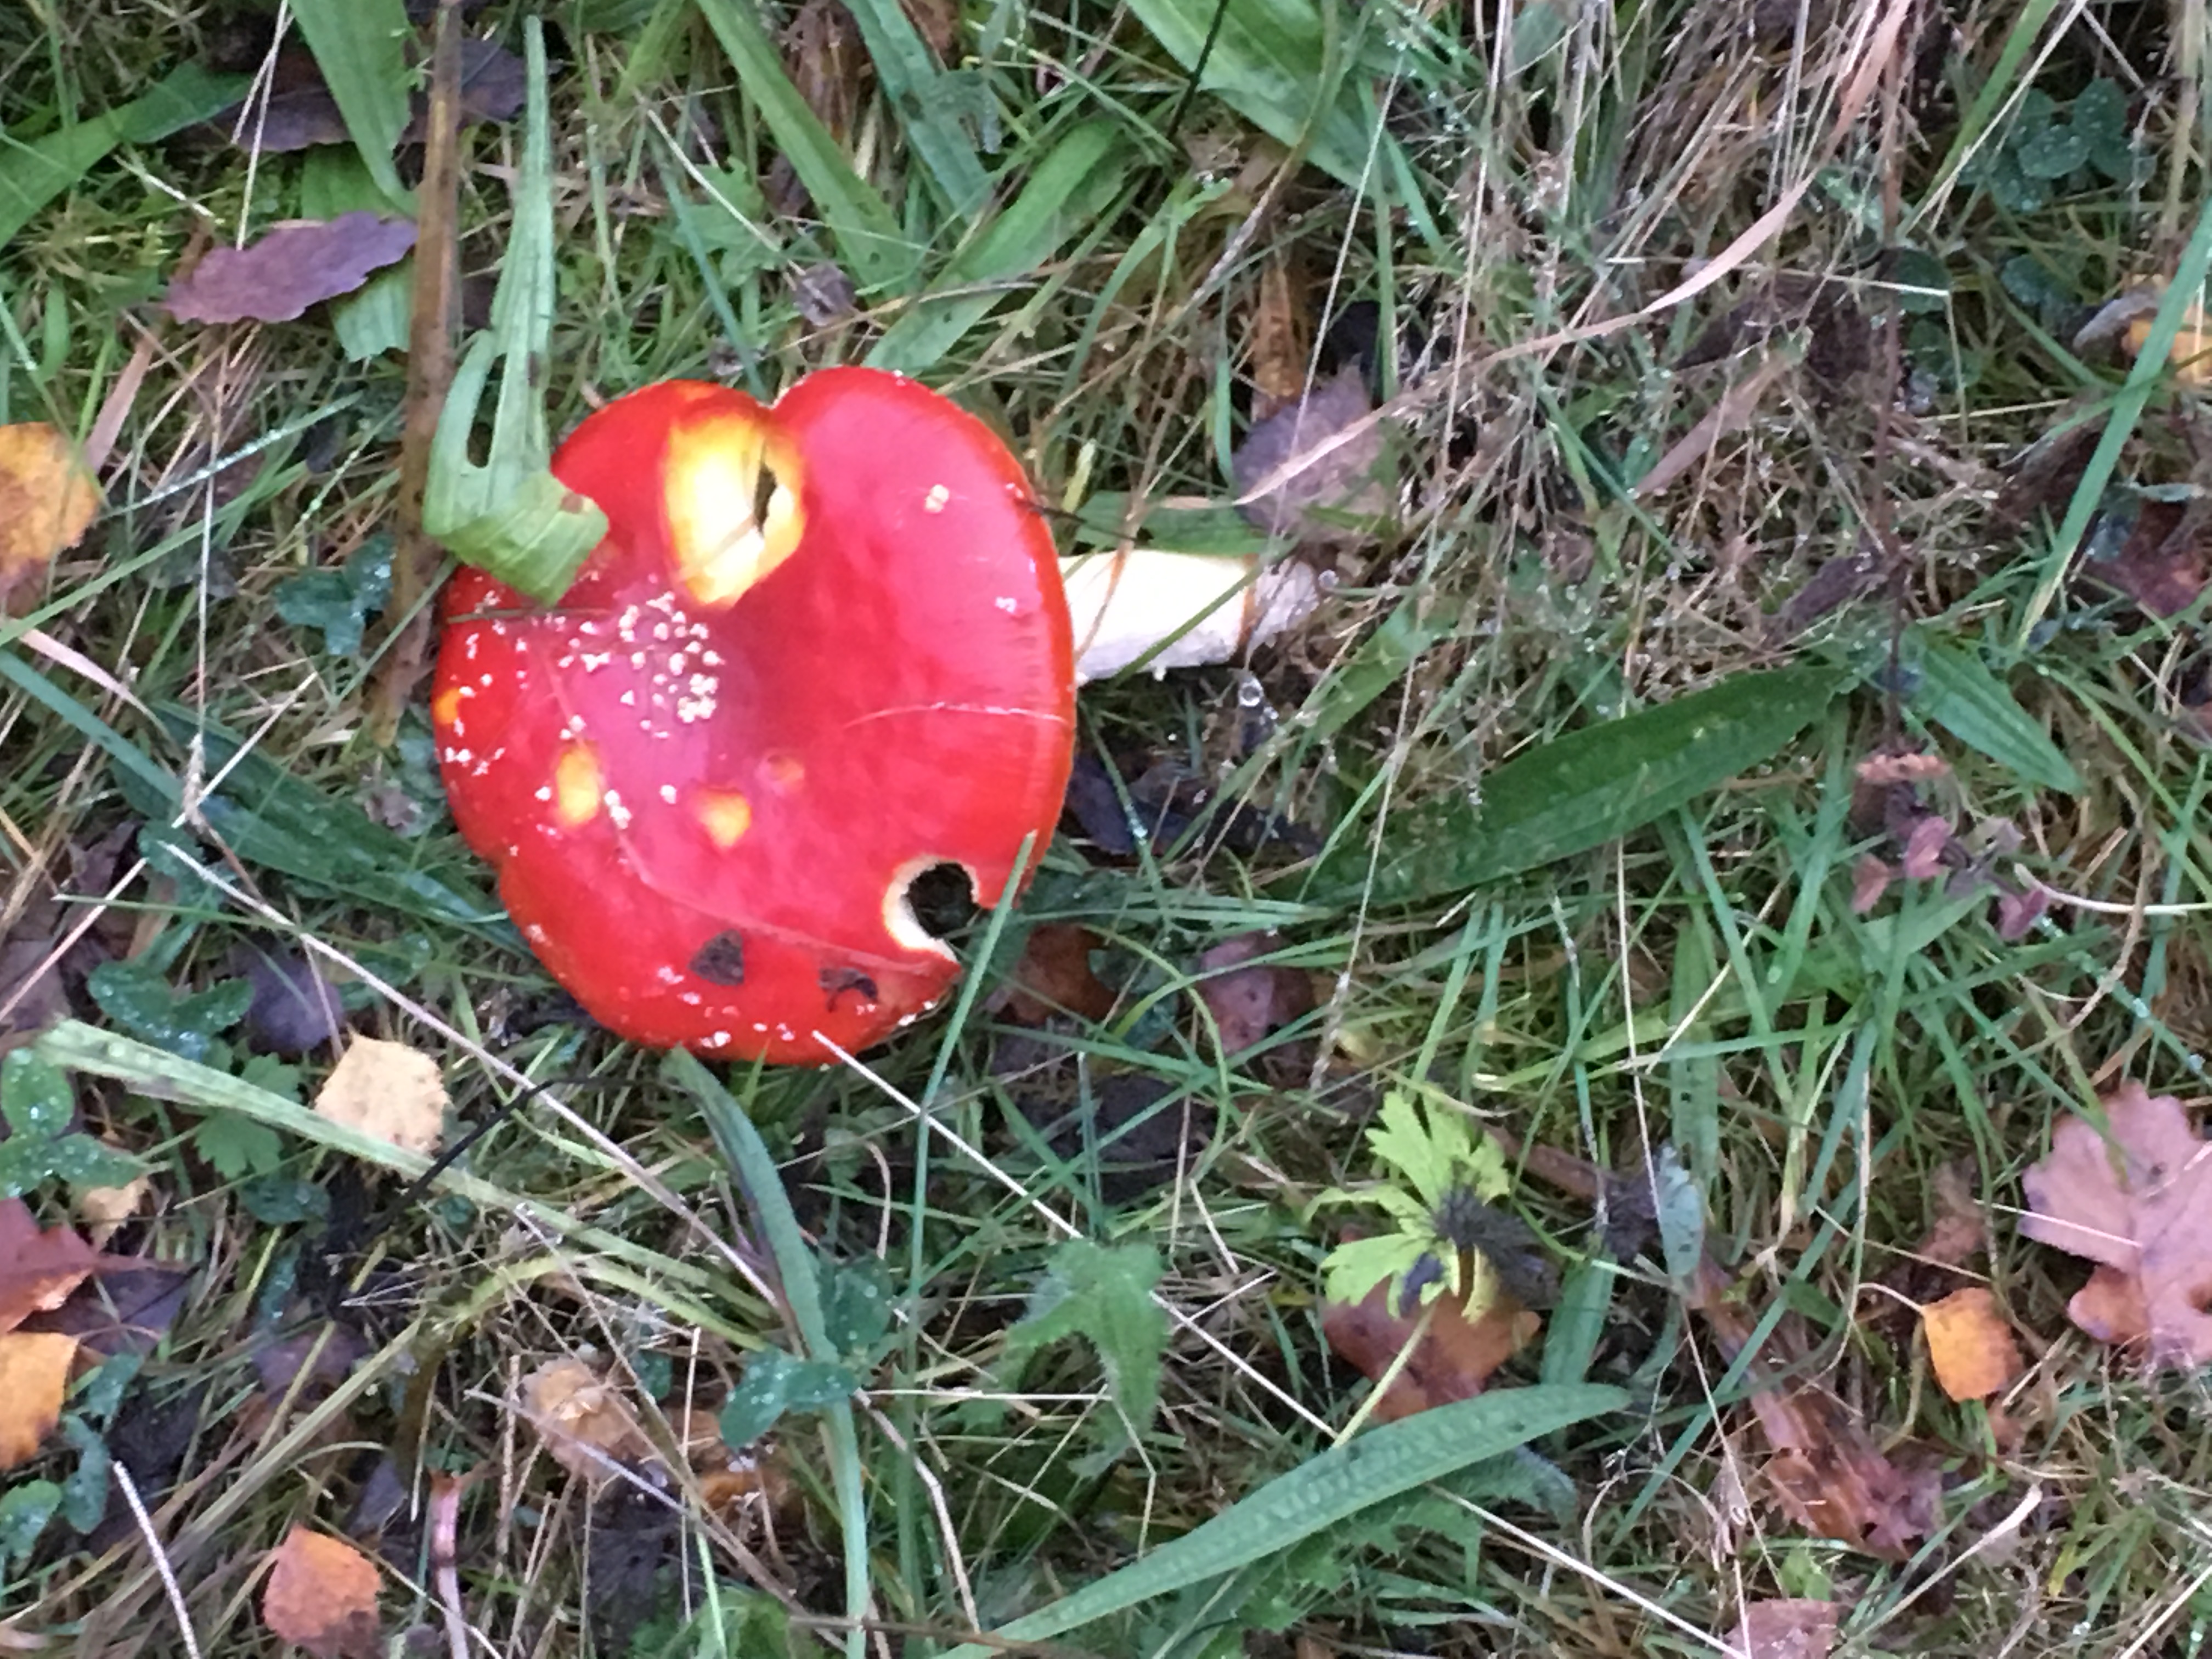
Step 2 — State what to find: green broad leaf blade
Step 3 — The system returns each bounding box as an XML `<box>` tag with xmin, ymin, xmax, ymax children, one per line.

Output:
<box><xmin>866</xmin><ymin>120</ymin><xmax>1133</xmax><ymax>375</ymax></box>
<box><xmin>819</xmin><ymin>1256</ymin><xmax>894</xmax><ymax>1358</ymax></box>
<box><xmin>288</xmin><ymin>0</ymin><xmax>414</xmax><ymax>205</ymax></box>
<box><xmin>1000</xmin><ymin>1238</ymin><xmax>1168</xmax><ymax>1439</ymax></box>
<box><xmin>0</xmin><ymin>64</ymin><xmax>249</xmax><ymax>250</ymax></box>
<box><xmin>1652</xmin><ymin>1145</ymin><xmax>1707</xmax><ymax>1295</ymax></box>
<box><xmin>422</xmin><ymin>20</ymin><xmax>608</xmax><ymax>604</ymax></box>
<box><xmin>839</xmin><ymin>0</ymin><xmax>990</xmax><ymax>216</ymax></box>
<box><xmin>194</xmin><ymin>1110</ymin><xmax>287</xmax><ymax>1181</ymax></box>
<box><xmin>693</xmin><ymin>0</ymin><xmax>913</xmax><ymax>295</ymax></box>
<box><xmin>1</xmin><ymin>1049</ymin><xmax>74</xmax><ymax>1139</ymax></box>
<box><xmin>116</xmin><ymin>708</ymin><xmax>503</xmax><ymax>933</ymax></box>
<box><xmin>1122</xmin><ymin>0</ymin><xmax>1402</xmax><ymax>191</ymax></box>
<box><xmin>1329</xmin><ymin>665</ymin><xmax>1844</xmax><ymax>906</ymax></box>
<box><xmin>274</xmin><ymin>538</ymin><xmax>393</xmax><ymax>657</ymax></box>
<box><xmin>940</xmin><ymin>1384</ymin><xmax>1628</xmax><ymax>1657</ymax></box>
<box><xmin>718</xmin><ymin>1351</ymin><xmax>860</xmax><ymax>1447</ymax></box>
<box><xmin>1907</xmin><ymin>641</ymin><xmax>2083</xmax><ymax>794</ymax></box>
<box><xmin>1319</xmin><ymin>1232</ymin><xmax>1427</xmax><ymax>1308</ymax></box>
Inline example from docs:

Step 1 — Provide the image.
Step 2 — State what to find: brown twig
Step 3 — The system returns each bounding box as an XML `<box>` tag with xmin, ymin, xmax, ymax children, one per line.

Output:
<box><xmin>370</xmin><ymin>0</ymin><xmax>466</xmax><ymax>745</ymax></box>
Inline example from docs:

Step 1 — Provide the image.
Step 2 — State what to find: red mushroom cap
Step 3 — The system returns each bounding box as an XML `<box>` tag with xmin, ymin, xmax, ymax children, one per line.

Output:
<box><xmin>431</xmin><ymin>371</ymin><xmax>1075</xmax><ymax>1063</ymax></box>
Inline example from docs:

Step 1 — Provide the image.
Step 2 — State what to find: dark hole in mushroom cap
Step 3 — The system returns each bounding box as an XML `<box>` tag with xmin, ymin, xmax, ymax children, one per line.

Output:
<box><xmin>906</xmin><ymin>862</ymin><xmax>977</xmax><ymax>941</ymax></box>
<box><xmin>688</xmin><ymin>930</ymin><xmax>747</xmax><ymax>986</ymax></box>
<box><xmin>820</xmin><ymin>966</ymin><xmax>879</xmax><ymax>1010</ymax></box>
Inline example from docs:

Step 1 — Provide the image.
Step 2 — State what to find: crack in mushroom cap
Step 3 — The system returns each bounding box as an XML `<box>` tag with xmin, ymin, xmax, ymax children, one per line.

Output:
<box><xmin>433</xmin><ymin>373</ymin><xmax>1076</xmax><ymax>1063</ymax></box>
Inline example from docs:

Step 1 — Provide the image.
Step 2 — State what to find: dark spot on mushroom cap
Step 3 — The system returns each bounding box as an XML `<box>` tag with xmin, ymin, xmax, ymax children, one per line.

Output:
<box><xmin>688</xmin><ymin>931</ymin><xmax>746</xmax><ymax>986</ymax></box>
<box><xmin>819</xmin><ymin>967</ymin><xmax>878</xmax><ymax>1011</ymax></box>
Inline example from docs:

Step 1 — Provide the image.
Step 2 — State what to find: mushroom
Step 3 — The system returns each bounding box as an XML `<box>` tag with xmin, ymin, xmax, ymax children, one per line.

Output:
<box><xmin>431</xmin><ymin>371</ymin><xmax>1076</xmax><ymax>1064</ymax></box>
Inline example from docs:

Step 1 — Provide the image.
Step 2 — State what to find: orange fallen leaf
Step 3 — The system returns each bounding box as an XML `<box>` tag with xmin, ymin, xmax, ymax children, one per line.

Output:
<box><xmin>0</xmin><ymin>424</ymin><xmax>100</xmax><ymax>605</ymax></box>
<box><xmin>0</xmin><ymin>1331</ymin><xmax>77</xmax><ymax>1469</ymax></box>
<box><xmin>262</xmin><ymin>1526</ymin><xmax>382</xmax><ymax>1658</ymax></box>
<box><xmin>313</xmin><ymin>1037</ymin><xmax>447</xmax><ymax>1155</ymax></box>
<box><xmin>0</xmin><ymin>1200</ymin><xmax>100</xmax><ymax>1334</ymax></box>
<box><xmin>1739</xmin><ymin>1598</ymin><xmax>1838</xmax><ymax>1659</ymax></box>
<box><xmin>2021</xmin><ymin>1081</ymin><xmax>2212</xmax><ymax>1366</ymax></box>
<box><xmin>1922</xmin><ymin>1286</ymin><xmax>2023</xmax><ymax>1402</ymax></box>
<box><xmin>520</xmin><ymin>1358</ymin><xmax>654</xmax><ymax>1485</ymax></box>
<box><xmin>1321</xmin><ymin>1277</ymin><xmax>1540</xmax><ymax>1423</ymax></box>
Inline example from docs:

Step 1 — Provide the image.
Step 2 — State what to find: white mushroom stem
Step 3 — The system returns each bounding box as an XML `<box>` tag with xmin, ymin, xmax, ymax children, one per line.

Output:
<box><xmin>1062</xmin><ymin>549</ymin><xmax>1329</xmax><ymax>686</ymax></box>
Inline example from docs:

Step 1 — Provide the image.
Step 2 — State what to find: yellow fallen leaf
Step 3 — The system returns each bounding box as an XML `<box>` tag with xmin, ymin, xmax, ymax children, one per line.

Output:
<box><xmin>2127</xmin><ymin>300</ymin><xmax>2212</xmax><ymax>386</ymax></box>
<box><xmin>520</xmin><ymin>1358</ymin><xmax>656</xmax><ymax>1486</ymax></box>
<box><xmin>312</xmin><ymin>1037</ymin><xmax>446</xmax><ymax>1155</ymax></box>
<box><xmin>1923</xmin><ymin>1285</ymin><xmax>2023</xmax><ymax>1402</ymax></box>
<box><xmin>0</xmin><ymin>424</ymin><xmax>100</xmax><ymax>603</ymax></box>
<box><xmin>76</xmin><ymin>1155</ymin><xmax>150</xmax><ymax>1248</ymax></box>
<box><xmin>261</xmin><ymin>1526</ymin><xmax>382</xmax><ymax>1659</ymax></box>
<box><xmin>0</xmin><ymin>1331</ymin><xmax>79</xmax><ymax>1470</ymax></box>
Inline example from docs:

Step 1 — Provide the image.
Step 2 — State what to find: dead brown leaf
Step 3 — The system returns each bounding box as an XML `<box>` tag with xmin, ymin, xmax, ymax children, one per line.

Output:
<box><xmin>1739</xmin><ymin>1599</ymin><xmax>1838</xmax><ymax>1659</ymax></box>
<box><xmin>211</xmin><ymin>38</ymin><xmax>525</xmax><ymax>154</ymax></box>
<box><xmin>1231</xmin><ymin>365</ymin><xmax>1392</xmax><ymax>546</ymax></box>
<box><xmin>25</xmin><ymin>1262</ymin><xmax>190</xmax><ymax>1360</ymax></box>
<box><xmin>1321</xmin><ymin>1278</ymin><xmax>1540</xmax><ymax>1423</ymax></box>
<box><xmin>1699</xmin><ymin>1269</ymin><xmax>1939</xmax><ymax>1559</ymax></box>
<box><xmin>0</xmin><ymin>1200</ymin><xmax>100</xmax><ymax>1334</ymax></box>
<box><xmin>997</xmin><ymin>924</ymin><xmax>1114</xmax><ymax>1024</ymax></box>
<box><xmin>1194</xmin><ymin>932</ymin><xmax>1314</xmax><ymax>1056</ymax></box>
<box><xmin>2081</xmin><ymin>497</ymin><xmax>2207</xmax><ymax>618</ymax></box>
<box><xmin>521</xmin><ymin>1358</ymin><xmax>655</xmax><ymax>1485</ymax></box>
<box><xmin>1922</xmin><ymin>1286</ymin><xmax>2023</xmax><ymax>1402</ymax></box>
<box><xmin>1916</xmin><ymin>1161</ymin><xmax>1987</xmax><ymax>1269</ymax></box>
<box><xmin>75</xmin><ymin>1158</ymin><xmax>149</xmax><ymax>1248</ymax></box>
<box><xmin>0</xmin><ymin>424</ymin><xmax>100</xmax><ymax>605</ymax></box>
<box><xmin>0</xmin><ymin>1331</ymin><xmax>78</xmax><ymax>1469</ymax></box>
<box><xmin>1249</xmin><ymin>256</ymin><xmax>1311</xmax><ymax>419</ymax></box>
<box><xmin>2021</xmin><ymin>1080</ymin><xmax>2212</xmax><ymax>1365</ymax></box>
<box><xmin>262</xmin><ymin>1526</ymin><xmax>382</xmax><ymax>1659</ymax></box>
<box><xmin>164</xmin><ymin>215</ymin><xmax>419</xmax><ymax>325</ymax></box>
<box><xmin>313</xmin><ymin>1036</ymin><xmax>447</xmax><ymax>1155</ymax></box>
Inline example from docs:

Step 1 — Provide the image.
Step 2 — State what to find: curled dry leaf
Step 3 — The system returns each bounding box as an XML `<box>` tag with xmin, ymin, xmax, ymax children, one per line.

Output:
<box><xmin>313</xmin><ymin>1036</ymin><xmax>447</xmax><ymax>1155</ymax></box>
<box><xmin>0</xmin><ymin>1199</ymin><xmax>100</xmax><ymax>1334</ymax></box>
<box><xmin>1698</xmin><ymin>1270</ymin><xmax>1939</xmax><ymax>1558</ymax></box>
<box><xmin>1739</xmin><ymin>1599</ymin><xmax>1838</xmax><ymax>1659</ymax></box>
<box><xmin>2021</xmin><ymin>1081</ymin><xmax>2212</xmax><ymax>1365</ymax></box>
<box><xmin>521</xmin><ymin>1358</ymin><xmax>654</xmax><ymax>1485</ymax></box>
<box><xmin>1922</xmin><ymin>1286</ymin><xmax>2024</xmax><ymax>1402</ymax></box>
<box><xmin>0</xmin><ymin>423</ymin><xmax>100</xmax><ymax>605</ymax></box>
<box><xmin>0</xmin><ymin>1331</ymin><xmax>78</xmax><ymax>1469</ymax></box>
<box><xmin>74</xmin><ymin>1159</ymin><xmax>149</xmax><ymax>1248</ymax></box>
<box><xmin>262</xmin><ymin>1526</ymin><xmax>382</xmax><ymax>1659</ymax></box>
<box><xmin>1321</xmin><ymin>1274</ymin><xmax>1540</xmax><ymax>1423</ymax></box>
<box><xmin>164</xmin><ymin>214</ymin><xmax>419</xmax><ymax>325</ymax></box>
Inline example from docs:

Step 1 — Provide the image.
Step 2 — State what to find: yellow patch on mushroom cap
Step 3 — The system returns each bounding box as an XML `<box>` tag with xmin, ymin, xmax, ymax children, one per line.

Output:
<box><xmin>431</xmin><ymin>685</ymin><xmax>465</xmax><ymax>727</ymax></box>
<box><xmin>696</xmin><ymin>788</ymin><xmax>753</xmax><ymax>848</ymax></box>
<box><xmin>662</xmin><ymin>414</ymin><xmax>804</xmax><ymax>608</ymax></box>
<box><xmin>554</xmin><ymin>744</ymin><xmax>603</xmax><ymax>827</ymax></box>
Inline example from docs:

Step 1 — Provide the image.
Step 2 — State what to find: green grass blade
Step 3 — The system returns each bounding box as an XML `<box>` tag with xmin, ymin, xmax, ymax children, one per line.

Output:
<box><xmin>866</xmin><ymin>120</ymin><xmax>1133</xmax><ymax>374</ymax></box>
<box><xmin>1325</xmin><ymin>664</ymin><xmax>1846</xmax><ymax>905</ymax></box>
<box><xmin>693</xmin><ymin>0</ymin><xmax>913</xmax><ymax>295</ymax></box>
<box><xmin>1908</xmin><ymin>639</ymin><xmax>2083</xmax><ymax>794</ymax></box>
<box><xmin>1124</xmin><ymin>0</ymin><xmax>1400</xmax><ymax>190</ymax></box>
<box><xmin>287</xmin><ymin>0</ymin><xmax>414</xmax><ymax>205</ymax></box>
<box><xmin>940</xmin><ymin>1384</ymin><xmax>1626</xmax><ymax>1656</ymax></box>
<box><xmin>666</xmin><ymin>1049</ymin><xmax>870</xmax><ymax>1659</ymax></box>
<box><xmin>840</xmin><ymin>0</ymin><xmax>991</xmax><ymax>217</ymax></box>
<box><xmin>0</xmin><ymin>64</ymin><xmax>247</xmax><ymax>250</ymax></box>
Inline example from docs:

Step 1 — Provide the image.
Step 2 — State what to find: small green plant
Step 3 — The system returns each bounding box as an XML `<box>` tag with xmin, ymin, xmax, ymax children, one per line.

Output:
<box><xmin>273</xmin><ymin>536</ymin><xmax>392</xmax><ymax>657</ymax></box>
<box><xmin>0</xmin><ymin>1052</ymin><xmax>140</xmax><ymax>1199</ymax></box>
<box><xmin>1314</xmin><ymin>1090</ymin><xmax>1511</xmax><ymax>1315</ymax></box>
<box><xmin>1968</xmin><ymin>78</ymin><xmax>2140</xmax><ymax>215</ymax></box>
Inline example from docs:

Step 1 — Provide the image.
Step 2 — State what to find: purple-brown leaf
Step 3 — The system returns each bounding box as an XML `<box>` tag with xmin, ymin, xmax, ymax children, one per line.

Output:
<box><xmin>164</xmin><ymin>215</ymin><xmax>417</xmax><ymax>325</ymax></box>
